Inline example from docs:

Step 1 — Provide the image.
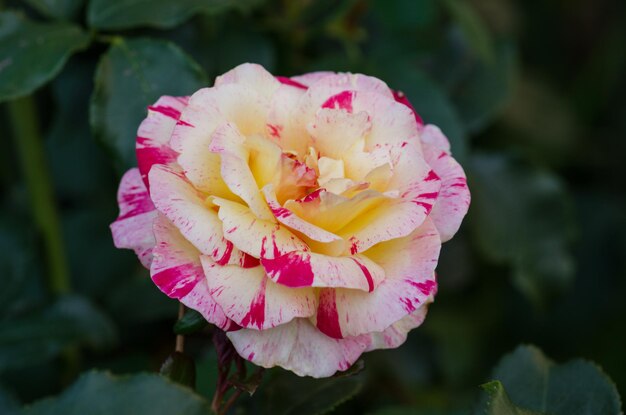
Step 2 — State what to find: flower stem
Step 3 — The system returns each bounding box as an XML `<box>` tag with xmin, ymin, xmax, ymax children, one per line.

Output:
<box><xmin>7</xmin><ymin>96</ymin><xmax>71</xmax><ymax>295</ymax></box>
<box><xmin>176</xmin><ymin>303</ymin><xmax>185</xmax><ymax>353</ymax></box>
<box><xmin>210</xmin><ymin>330</ymin><xmax>248</xmax><ymax>415</ymax></box>
<box><xmin>8</xmin><ymin>95</ymin><xmax>78</xmax><ymax>383</ymax></box>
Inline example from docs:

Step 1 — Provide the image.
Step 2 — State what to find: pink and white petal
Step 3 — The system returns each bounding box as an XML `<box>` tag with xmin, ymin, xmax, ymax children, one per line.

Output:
<box><xmin>308</xmin><ymin>73</ymin><xmax>395</xmax><ymax>99</ymax></box>
<box><xmin>388</xmin><ymin>141</ymin><xmax>441</xmax><ymax>212</ymax></box>
<box><xmin>298</xmin><ymin>87</ymin><xmax>418</xmax><ymax>151</ymax></box>
<box><xmin>227</xmin><ymin>318</ymin><xmax>371</xmax><ymax>378</ymax></box>
<box><xmin>382</xmin><ymin>140</ymin><xmax>430</xmax><ymax>190</ymax></box>
<box><xmin>419</xmin><ymin>124</ymin><xmax>450</xmax><ymax>153</ymax></box>
<box><xmin>313</xmin><ymin>219</ymin><xmax>440</xmax><ymax>338</ymax></box>
<box><xmin>316</xmin><ymin>145</ymin><xmax>439</xmax><ymax>254</ymax></box>
<box><xmin>422</xmin><ymin>141</ymin><xmax>470</xmax><ymax>242</ymax></box>
<box><xmin>110</xmin><ymin>168</ymin><xmax>157</xmax><ymax>268</ymax></box>
<box><xmin>213</xmin><ymin>198</ymin><xmax>308</xmax><ymax>259</ymax></box>
<box><xmin>275</xmin><ymin>76</ymin><xmax>308</xmax><ymax>90</ymax></box>
<box><xmin>342</xmin><ymin>141</ymin><xmax>393</xmax><ymax>182</ymax></box>
<box><xmin>148</xmin><ymin>164</ymin><xmax>245</xmax><ymax>265</ymax></box>
<box><xmin>262</xmin><ymin>185</ymin><xmax>343</xmax><ymax>243</ymax></box>
<box><xmin>290</xmin><ymin>71</ymin><xmax>335</xmax><ymax>87</ymax></box>
<box><xmin>215</xmin><ymin>63</ymin><xmax>280</xmax><ymax>99</ymax></box>
<box><xmin>266</xmin><ymin>84</ymin><xmax>311</xmax><ymax>154</ymax></box>
<box><xmin>366</xmin><ymin>304</ymin><xmax>430</xmax><ymax>351</ymax></box>
<box><xmin>136</xmin><ymin>95</ymin><xmax>187</xmax><ymax>187</ymax></box>
<box><xmin>261</xmin><ymin>250</ymin><xmax>384</xmax><ymax>292</ymax></box>
<box><xmin>208</xmin><ymin>122</ymin><xmax>274</xmax><ymax>221</ymax></box>
<box><xmin>392</xmin><ymin>90</ymin><xmax>424</xmax><ymax>126</ymax></box>
<box><xmin>337</xmin><ymin>198</ymin><xmax>435</xmax><ymax>254</ymax></box>
<box><xmin>151</xmin><ymin>215</ymin><xmax>234</xmax><ymax>330</ymax></box>
<box><xmin>351</xmin><ymin>91</ymin><xmax>420</xmax><ymax>150</ymax></box>
<box><xmin>177</xmin><ymin>143</ymin><xmax>239</xmax><ymax>201</ymax></box>
<box><xmin>170</xmin><ymin>84</ymin><xmax>268</xmax><ymax>154</ymax></box>
<box><xmin>306</xmin><ymin>108</ymin><xmax>372</xmax><ymax>159</ymax></box>
<box><xmin>200</xmin><ymin>257</ymin><xmax>316</xmax><ymax>330</ymax></box>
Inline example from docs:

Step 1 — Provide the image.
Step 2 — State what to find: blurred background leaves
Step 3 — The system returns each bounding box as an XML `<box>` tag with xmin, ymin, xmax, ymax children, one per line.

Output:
<box><xmin>1</xmin><ymin>0</ymin><xmax>625</xmax><ymax>413</ymax></box>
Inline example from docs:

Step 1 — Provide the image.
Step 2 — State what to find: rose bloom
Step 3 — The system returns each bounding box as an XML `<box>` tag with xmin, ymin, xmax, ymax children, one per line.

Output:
<box><xmin>111</xmin><ymin>63</ymin><xmax>470</xmax><ymax>378</ymax></box>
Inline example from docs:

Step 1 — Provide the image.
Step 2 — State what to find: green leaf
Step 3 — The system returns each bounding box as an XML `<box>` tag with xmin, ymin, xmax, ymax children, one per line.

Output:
<box><xmin>262</xmin><ymin>371</ymin><xmax>364</xmax><ymax>415</ymax></box>
<box><xmin>174</xmin><ymin>309</ymin><xmax>209</xmax><ymax>335</ymax></box>
<box><xmin>0</xmin><ymin>11</ymin><xmax>90</xmax><ymax>102</ymax></box>
<box><xmin>90</xmin><ymin>38</ymin><xmax>207</xmax><ymax>172</ymax></box>
<box><xmin>160</xmin><ymin>352</ymin><xmax>196</xmax><ymax>389</ymax></box>
<box><xmin>87</xmin><ymin>0</ymin><xmax>262</xmax><ymax>30</ymax></box>
<box><xmin>442</xmin><ymin>0</ymin><xmax>495</xmax><ymax>64</ymax></box>
<box><xmin>0</xmin><ymin>296</ymin><xmax>117</xmax><ymax>372</ymax></box>
<box><xmin>479</xmin><ymin>381</ymin><xmax>543</xmax><ymax>415</ymax></box>
<box><xmin>23</xmin><ymin>371</ymin><xmax>213</xmax><ymax>415</ymax></box>
<box><xmin>483</xmin><ymin>345</ymin><xmax>622</xmax><ymax>415</ymax></box>
<box><xmin>467</xmin><ymin>153</ymin><xmax>575</xmax><ymax>306</ymax></box>
<box><xmin>22</xmin><ymin>0</ymin><xmax>85</xmax><ymax>20</ymax></box>
<box><xmin>45</xmin><ymin>57</ymin><xmax>113</xmax><ymax>202</ymax></box>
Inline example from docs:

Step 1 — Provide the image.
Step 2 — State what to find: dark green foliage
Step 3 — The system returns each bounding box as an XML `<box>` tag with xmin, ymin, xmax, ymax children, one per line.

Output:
<box><xmin>478</xmin><ymin>345</ymin><xmax>622</xmax><ymax>415</ymax></box>
<box><xmin>1</xmin><ymin>0</ymin><xmax>625</xmax><ymax>414</ymax></box>
<box><xmin>90</xmin><ymin>38</ymin><xmax>207</xmax><ymax>172</ymax></box>
<box><xmin>23</xmin><ymin>371</ymin><xmax>212</xmax><ymax>415</ymax></box>
<box><xmin>0</xmin><ymin>11</ymin><xmax>90</xmax><ymax>101</ymax></box>
<box><xmin>160</xmin><ymin>352</ymin><xmax>196</xmax><ymax>389</ymax></box>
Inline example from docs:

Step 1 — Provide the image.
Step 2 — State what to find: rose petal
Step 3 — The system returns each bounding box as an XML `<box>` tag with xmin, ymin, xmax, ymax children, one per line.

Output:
<box><xmin>421</xmin><ymin>126</ymin><xmax>470</xmax><ymax>242</ymax></box>
<box><xmin>392</xmin><ymin>90</ymin><xmax>424</xmax><ymax>126</ymax></box>
<box><xmin>227</xmin><ymin>318</ymin><xmax>371</xmax><ymax>378</ymax></box>
<box><xmin>283</xmin><ymin>189</ymin><xmax>390</xmax><ymax>233</ymax></box>
<box><xmin>110</xmin><ymin>168</ymin><xmax>157</xmax><ymax>268</ymax></box>
<box><xmin>136</xmin><ymin>96</ymin><xmax>187</xmax><ymax>188</ymax></box>
<box><xmin>313</xmin><ymin>219</ymin><xmax>440</xmax><ymax>338</ymax></box>
<box><xmin>208</xmin><ymin>122</ymin><xmax>274</xmax><ymax>221</ymax></box>
<box><xmin>201</xmin><ymin>257</ymin><xmax>317</xmax><ymax>330</ymax></box>
<box><xmin>419</xmin><ymin>124</ymin><xmax>451</xmax><ymax>153</ymax></box>
<box><xmin>262</xmin><ymin>185</ymin><xmax>343</xmax><ymax>243</ymax></box>
<box><xmin>171</xmin><ymin>85</ymin><xmax>267</xmax><ymax>200</ymax></box>
<box><xmin>215</xmin><ymin>62</ymin><xmax>281</xmax><ymax>99</ymax></box>
<box><xmin>151</xmin><ymin>215</ymin><xmax>235</xmax><ymax>330</ymax></box>
<box><xmin>148</xmin><ymin>164</ymin><xmax>245</xmax><ymax>265</ymax></box>
<box><xmin>338</xmin><ymin>145</ymin><xmax>441</xmax><ymax>253</ymax></box>
<box><xmin>306</xmin><ymin>108</ymin><xmax>372</xmax><ymax>160</ymax></box>
<box><xmin>298</xmin><ymin>87</ymin><xmax>419</xmax><ymax>151</ymax></box>
<box><xmin>306</xmin><ymin>73</ymin><xmax>395</xmax><ymax>99</ymax></box>
<box><xmin>266</xmin><ymin>83</ymin><xmax>311</xmax><ymax>155</ymax></box>
<box><xmin>213</xmin><ymin>197</ymin><xmax>308</xmax><ymax>259</ymax></box>
<box><xmin>366</xmin><ymin>305</ymin><xmax>430</xmax><ymax>351</ymax></box>
<box><xmin>261</xmin><ymin>250</ymin><xmax>385</xmax><ymax>292</ymax></box>
<box><xmin>290</xmin><ymin>71</ymin><xmax>334</xmax><ymax>87</ymax></box>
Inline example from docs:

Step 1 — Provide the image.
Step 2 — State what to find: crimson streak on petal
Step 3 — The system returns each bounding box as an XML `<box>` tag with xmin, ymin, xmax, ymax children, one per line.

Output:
<box><xmin>261</xmin><ymin>252</ymin><xmax>315</xmax><ymax>287</ymax></box>
<box><xmin>240</xmin><ymin>277</ymin><xmax>267</xmax><ymax>329</ymax></box>
<box><xmin>151</xmin><ymin>263</ymin><xmax>200</xmax><ymax>299</ymax></box>
<box><xmin>316</xmin><ymin>289</ymin><xmax>343</xmax><ymax>339</ymax></box>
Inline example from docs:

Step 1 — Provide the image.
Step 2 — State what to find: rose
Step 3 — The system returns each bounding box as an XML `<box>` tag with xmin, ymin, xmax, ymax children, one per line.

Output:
<box><xmin>111</xmin><ymin>63</ymin><xmax>470</xmax><ymax>378</ymax></box>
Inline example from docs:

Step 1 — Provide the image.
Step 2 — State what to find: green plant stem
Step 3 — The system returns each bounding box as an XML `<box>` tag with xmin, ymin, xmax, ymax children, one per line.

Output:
<box><xmin>176</xmin><ymin>303</ymin><xmax>185</xmax><ymax>353</ymax></box>
<box><xmin>7</xmin><ymin>96</ymin><xmax>71</xmax><ymax>295</ymax></box>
